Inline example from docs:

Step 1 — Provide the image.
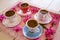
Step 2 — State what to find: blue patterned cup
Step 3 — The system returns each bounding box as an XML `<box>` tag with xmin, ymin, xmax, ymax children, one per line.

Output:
<box><xmin>26</xmin><ymin>19</ymin><xmax>39</xmax><ymax>33</ymax></box>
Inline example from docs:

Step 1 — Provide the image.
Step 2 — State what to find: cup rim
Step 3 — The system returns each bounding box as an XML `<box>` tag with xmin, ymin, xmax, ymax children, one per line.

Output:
<box><xmin>20</xmin><ymin>3</ymin><xmax>29</xmax><ymax>8</ymax></box>
<box><xmin>26</xmin><ymin>19</ymin><xmax>39</xmax><ymax>29</ymax></box>
<box><xmin>38</xmin><ymin>9</ymin><xmax>49</xmax><ymax>14</ymax></box>
<box><xmin>4</xmin><ymin>10</ymin><xmax>16</xmax><ymax>18</ymax></box>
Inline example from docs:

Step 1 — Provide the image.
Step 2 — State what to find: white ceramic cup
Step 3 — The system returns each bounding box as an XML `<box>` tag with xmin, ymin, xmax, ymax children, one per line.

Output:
<box><xmin>4</xmin><ymin>10</ymin><xmax>17</xmax><ymax>23</ymax></box>
<box><xmin>37</xmin><ymin>9</ymin><xmax>49</xmax><ymax>22</ymax></box>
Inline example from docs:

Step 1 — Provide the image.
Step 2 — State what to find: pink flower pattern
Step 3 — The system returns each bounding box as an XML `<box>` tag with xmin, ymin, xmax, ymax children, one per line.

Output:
<box><xmin>23</xmin><ymin>15</ymin><xmax>32</xmax><ymax>23</ymax></box>
<box><xmin>30</xmin><ymin>6</ymin><xmax>40</xmax><ymax>14</ymax></box>
<box><xmin>45</xmin><ymin>27</ymin><xmax>55</xmax><ymax>40</ymax></box>
<box><xmin>11</xmin><ymin>25</ymin><xmax>22</xmax><ymax>32</ymax></box>
<box><xmin>0</xmin><ymin>14</ymin><xmax>5</xmax><ymax>22</ymax></box>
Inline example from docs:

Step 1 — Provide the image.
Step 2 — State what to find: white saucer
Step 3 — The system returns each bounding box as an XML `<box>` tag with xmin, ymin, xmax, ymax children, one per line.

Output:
<box><xmin>2</xmin><ymin>14</ymin><xmax>21</xmax><ymax>27</ymax></box>
<box><xmin>17</xmin><ymin>10</ymin><xmax>31</xmax><ymax>16</ymax></box>
<box><xmin>34</xmin><ymin>13</ymin><xmax>52</xmax><ymax>24</ymax></box>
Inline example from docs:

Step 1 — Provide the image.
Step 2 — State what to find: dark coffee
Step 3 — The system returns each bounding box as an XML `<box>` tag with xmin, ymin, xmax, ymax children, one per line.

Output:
<box><xmin>40</xmin><ymin>9</ymin><xmax>48</xmax><ymax>14</ymax></box>
<box><xmin>27</xmin><ymin>20</ymin><xmax>38</xmax><ymax>28</ymax></box>
<box><xmin>21</xmin><ymin>3</ymin><xmax>29</xmax><ymax>7</ymax></box>
<box><xmin>5</xmin><ymin>10</ymin><xmax>15</xmax><ymax>17</ymax></box>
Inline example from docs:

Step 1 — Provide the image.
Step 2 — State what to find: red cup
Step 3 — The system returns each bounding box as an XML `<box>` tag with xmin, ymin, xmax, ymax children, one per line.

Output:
<box><xmin>20</xmin><ymin>3</ymin><xmax>30</xmax><ymax>13</ymax></box>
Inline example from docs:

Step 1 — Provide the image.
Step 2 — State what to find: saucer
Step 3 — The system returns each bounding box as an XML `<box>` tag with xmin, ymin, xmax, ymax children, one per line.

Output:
<box><xmin>17</xmin><ymin>10</ymin><xmax>31</xmax><ymax>16</ymax></box>
<box><xmin>23</xmin><ymin>25</ymin><xmax>43</xmax><ymax>39</ymax></box>
<box><xmin>2</xmin><ymin>14</ymin><xmax>21</xmax><ymax>27</ymax></box>
<box><xmin>34</xmin><ymin>13</ymin><xmax>52</xmax><ymax>24</ymax></box>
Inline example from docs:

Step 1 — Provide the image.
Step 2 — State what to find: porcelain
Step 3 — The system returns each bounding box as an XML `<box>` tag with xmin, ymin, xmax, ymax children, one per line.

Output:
<box><xmin>2</xmin><ymin>14</ymin><xmax>21</xmax><ymax>27</ymax></box>
<box><xmin>26</xmin><ymin>19</ymin><xmax>39</xmax><ymax>33</ymax></box>
<box><xmin>23</xmin><ymin>25</ymin><xmax>43</xmax><ymax>39</ymax></box>
<box><xmin>20</xmin><ymin>3</ymin><xmax>30</xmax><ymax>13</ymax></box>
<box><xmin>34</xmin><ymin>11</ymin><xmax>52</xmax><ymax>24</ymax></box>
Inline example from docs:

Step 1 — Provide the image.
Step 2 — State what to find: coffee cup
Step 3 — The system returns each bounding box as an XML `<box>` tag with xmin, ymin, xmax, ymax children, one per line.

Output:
<box><xmin>5</xmin><ymin>10</ymin><xmax>16</xmax><ymax>23</ymax></box>
<box><xmin>20</xmin><ymin>3</ymin><xmax>30</xmax><ymax>13</ymax></box>
<box><xmin>37</xmin><ymin>9</ymin><xmax>49</xmax><ymax>22</ymax></box>
<box><xmin>26</xmin><ymin>19</ymin><xmax>39</xmax><ymax>33</ymax></box>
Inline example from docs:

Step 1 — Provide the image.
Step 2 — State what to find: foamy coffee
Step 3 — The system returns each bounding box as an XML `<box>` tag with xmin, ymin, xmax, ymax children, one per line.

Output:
<box><xmin>40</xmin><ymin>9</ymin><xmax>48</xmax><ymax>14</ymax></box>
<box><xmin>27</xmin><ymin>20</ymin><xmax>38</xmax><ymax>28</ymax></box>
<box><xmin>21</xmin><ymin>3</ymin><xmax>29</xmax><ymax>7</ymax></box>
<box><xmin>5</xmin><ymin>10</ymin><xmax>15</xmax><ymax>17</ymax></box>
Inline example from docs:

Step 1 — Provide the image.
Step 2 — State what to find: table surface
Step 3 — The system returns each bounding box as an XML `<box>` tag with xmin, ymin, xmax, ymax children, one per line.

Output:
<box><xmin>0</xmin><ymin>0</ymin><xmax>60</xmax><ymax>14</ymax></box>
